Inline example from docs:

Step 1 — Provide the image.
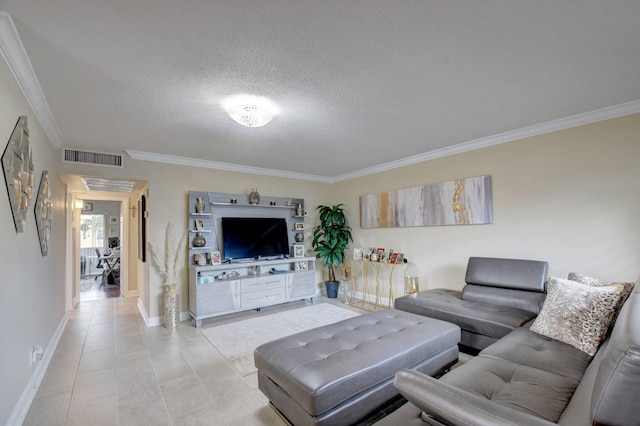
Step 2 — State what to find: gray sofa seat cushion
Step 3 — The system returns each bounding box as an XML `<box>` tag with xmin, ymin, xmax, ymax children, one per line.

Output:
<box><xmin>480</xmin><ymin>327</ymin><xmax>593</xmax><ymax>381</ymax></box>
<box><xmin>395</xmin><ymin>289</ymin><xmax>537</xmax><ymax>340</ymax></box>
<box><xmin>386</xmin><ymin>327</ymin><xmax>592</xmax><ymax>425</ymax></box>
<box><xmin>391</xmin><ymin>369</ymin><xmax>557</xmax><ymax>426</ymax></box>
<box><xmin>254</xmin><ymin>309</ymin><xmax>460</xmax><ymax>416</ymax></box>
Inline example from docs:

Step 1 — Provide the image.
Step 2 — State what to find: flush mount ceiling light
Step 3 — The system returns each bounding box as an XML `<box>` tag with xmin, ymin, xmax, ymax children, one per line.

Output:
<box><xmin>223</xmin><ymin>95</ymin><xmax>278</xmax><ymax>128</ymax></box>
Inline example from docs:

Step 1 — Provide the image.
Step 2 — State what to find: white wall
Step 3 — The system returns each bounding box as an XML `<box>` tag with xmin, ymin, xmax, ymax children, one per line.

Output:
<box><xmin>0</xmin><ymin>53</ymin><xmax>67</xmax><ymax>424</ymax></box>
<box><xmin>335</xmin><ymin>114</ymin><xmax>640</xmax><ymax>291</ymax></box>
<box><xmin>58</xmin><ymin>158</ymin><xmax>333</xmax><ymax>319</ymax></box>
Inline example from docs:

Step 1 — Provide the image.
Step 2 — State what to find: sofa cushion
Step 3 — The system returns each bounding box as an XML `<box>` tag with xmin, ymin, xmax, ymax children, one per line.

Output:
<box><xmin>530</xmin><ymin>276</ymin><xmax>623</xmax><ymax>356</ymax></box>
<box><xmin>395</xmin><ymin>289</ymin><xmax>536</xmax><ymax>340</ymax></box>
<box><xmin>461</xmin><ymin>283</ymin><xmax>546</xmax><ymax>314</ymax></box>
<box><xmin>465</xmin><ymin>257</ymin><xmax>548</xmax><ymax>292</ymax></box>
<box><xmin>590</xmin><ymin>278</ymin><xmax>640</xmax><ymax>425</ymax></box>
<box><xmin>441</xmin><ymin>327</ymin><xmax>592</xmax><ymax>422</ymax></box>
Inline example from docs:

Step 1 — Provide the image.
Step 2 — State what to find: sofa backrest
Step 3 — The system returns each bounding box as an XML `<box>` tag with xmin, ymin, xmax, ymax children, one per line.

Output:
<box><xmin>465</xmin><ymin>257</ymin><xmax>548</xmax><ymax>291</ymax></box>
<box><xmin>461</xmin><ymin>257</ymin><xmax>549</xmax><ymax>314</ymax></box>
<box><xmin>590</xmin><ymin>276</ymin><xmax>640</xmax><ymax>425</ymax></box>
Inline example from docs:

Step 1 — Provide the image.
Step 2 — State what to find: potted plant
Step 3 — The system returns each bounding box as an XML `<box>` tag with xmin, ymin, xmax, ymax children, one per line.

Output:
<box><xmin>311</xmin><ymin>204</ymin><xmax>353</xmax><ymax>298</ymax></box>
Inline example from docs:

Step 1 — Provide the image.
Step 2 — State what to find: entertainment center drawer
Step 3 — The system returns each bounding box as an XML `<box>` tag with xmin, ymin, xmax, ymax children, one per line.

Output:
<box><xmin>241</xmin><ymin>275</ymin><xmax>285</xmax><ymax>293</ymax></box>
<box><xmin>240</xmin><ymin>287</ymin><xmax>286</xmax><ymax>309</ymax></box>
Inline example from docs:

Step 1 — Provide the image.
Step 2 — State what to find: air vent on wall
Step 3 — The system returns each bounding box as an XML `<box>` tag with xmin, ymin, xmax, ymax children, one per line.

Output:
<box><xmin>63</xmin><ymin>148</ymin><xmax>123</xmax><ymax>168</ymax></box>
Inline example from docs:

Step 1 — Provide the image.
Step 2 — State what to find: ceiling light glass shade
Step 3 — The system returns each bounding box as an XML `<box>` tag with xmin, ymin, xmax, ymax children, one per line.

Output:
<box><xmin>228</xmin><ymin>104</ymin><xmax>273</xmax><ymax>127</ymax></box>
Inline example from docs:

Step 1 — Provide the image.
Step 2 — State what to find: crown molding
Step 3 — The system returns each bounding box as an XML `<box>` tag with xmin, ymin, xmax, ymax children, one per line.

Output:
<box><xmin>0</xmin><ymin>12</ymin><xmax>63</xmax><ymax>149</ymax></box>
<box><xmin>333</xmin><ymin>99</ymin><xmax>640</xmax><ymax>182</ymax></box>
<box><xmin>2</xmin><ymin>8</ymin><xmax>637</xmax><ymax>179</ymax></box>
<box><xmin>125</xmin><ymin>150</ymin><xmax>334</xmax><ymax>183</ymax></box>
<box><xmin>130</xmin><ymin>99</ymin><xmax>640</xmax><ymax>184</ymax></box>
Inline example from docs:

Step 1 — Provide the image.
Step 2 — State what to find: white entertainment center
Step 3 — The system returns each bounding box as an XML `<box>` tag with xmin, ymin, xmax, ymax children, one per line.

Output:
<box><xmin>187</xmin><ymin>191</ymin><xmax>317</xmax><ymax>327</ymax></box>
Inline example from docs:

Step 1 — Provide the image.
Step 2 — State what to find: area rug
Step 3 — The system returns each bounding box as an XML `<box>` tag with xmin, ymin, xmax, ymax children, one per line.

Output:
<box><xmin>200</xmin><ymin>303</ymin><xmax>361</xmax><ymax>376</ymax></box>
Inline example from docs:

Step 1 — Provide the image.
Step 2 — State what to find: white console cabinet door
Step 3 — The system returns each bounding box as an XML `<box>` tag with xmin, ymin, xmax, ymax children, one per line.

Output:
<box><xmin>194</xmin><ymin>279</ymin><xmax>239</xmax><ymax>315</ymax></box>
<box><xmin>287</xmin><ymin>271</ymin><xmax>316</xmax><ymax>300</ymax></box>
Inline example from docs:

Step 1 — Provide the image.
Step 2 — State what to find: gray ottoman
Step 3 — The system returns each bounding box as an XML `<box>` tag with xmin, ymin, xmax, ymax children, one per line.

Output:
<box><xmin>254</xmin><ymin>309</ymin><xmax>460</xmax><ymax>426</ymax></box>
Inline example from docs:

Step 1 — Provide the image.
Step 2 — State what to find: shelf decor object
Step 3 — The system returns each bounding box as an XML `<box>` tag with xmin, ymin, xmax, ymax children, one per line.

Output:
<box><xmin>360</xmin><ymin>175</ymin><xmax>493</xmax><ymax>228</ymax></box>
<box><xmin>195</xmin><ymin>197</ymin><xmax>205</xmax><ymax>213</ymax></box>
<box><xmin>192</xmin><ymin>232</ymin><xmax>206</xmax><ymax>247</ymax></box>
<box><xmin>249</xmin><ymin>188</ymin><xmax>260</xmax><ymax>205</ymax></box>
<box><xmin>148</xmin><ymin>222</ymin><xmax>188</xmax><ymax>328</ymax></box>
<box><xmin>34</xmin><ymin>171</ymin><xmax>53</xmax><ymax>256</ymax></box>
<box><xmin>2</xmin><ymin>116</ymin><xmax>34</xmax><ymax>233</ymax></box>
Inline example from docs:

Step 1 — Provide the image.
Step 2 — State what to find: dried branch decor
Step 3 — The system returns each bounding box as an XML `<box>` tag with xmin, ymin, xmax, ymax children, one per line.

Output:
<box><xmin>148</xmin><ymin>222</ymin><xmax>187</xmax><ymax>284</ymax></box>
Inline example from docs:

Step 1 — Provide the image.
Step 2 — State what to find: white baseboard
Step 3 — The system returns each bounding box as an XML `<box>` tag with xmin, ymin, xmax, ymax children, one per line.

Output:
<box><xmin>136</xmin><ymin>299</ymin><xmax>189</xmax><ymax>328</ymax></box>
<box><xmin>7</xmin><ymin>315</ymin><xmax>67</xmax><ymax>426</ymax></box>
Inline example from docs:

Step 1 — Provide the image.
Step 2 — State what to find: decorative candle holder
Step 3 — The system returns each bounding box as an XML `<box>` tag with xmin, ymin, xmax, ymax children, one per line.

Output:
<box><xmin>404</xmin><ymin>275</ymin><xmax>420</xmax><ymax>295</ymax></box>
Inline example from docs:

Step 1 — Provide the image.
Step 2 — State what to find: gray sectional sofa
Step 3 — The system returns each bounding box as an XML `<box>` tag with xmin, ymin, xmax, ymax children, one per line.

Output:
<box><xmin>395</xmin><ymin>257</ymin><xmax>549</xmax><ymax>352</ymax></box>
<box><xmin>376</xmin><ymin>259</ymin><xmax>640</xmax><ymax>425</ymax></box>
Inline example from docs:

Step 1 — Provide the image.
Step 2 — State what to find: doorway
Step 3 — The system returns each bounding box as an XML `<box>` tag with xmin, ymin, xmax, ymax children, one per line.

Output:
<box><xmin>79</xmin><ymin>200</ymin><xmax>122</xmax><ymax>301</ymax></box>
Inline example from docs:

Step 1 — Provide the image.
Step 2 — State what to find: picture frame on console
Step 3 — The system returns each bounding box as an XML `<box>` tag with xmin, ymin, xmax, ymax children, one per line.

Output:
<box><xmin>210</xmin><ymin>251</ymin><xmax>221</xmax><ymax>265</ymax></box>
<box><xmin>293</xmin><ymin>244</ymin><xmax>304</xmax><ymax>258</ymax></box>
<box><xmin>353</xmin><ymin>248</ymin><xmax>362</xmax><ymax>260</ymax></box>
<box><xmin>194</xmin><ymin>219</ymin><xmax>205</xmax><ymax>231</ymax></box>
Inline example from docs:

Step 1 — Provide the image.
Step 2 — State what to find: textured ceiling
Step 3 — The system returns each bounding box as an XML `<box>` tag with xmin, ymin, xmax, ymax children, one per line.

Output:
<box><xmin>1</xmin><ymin>1</ymin><xmax>639</xmax><ymax>180</ymax></box>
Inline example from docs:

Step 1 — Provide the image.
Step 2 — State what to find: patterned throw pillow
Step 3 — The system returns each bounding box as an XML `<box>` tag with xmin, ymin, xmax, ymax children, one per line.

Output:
<box><xmin>531</xmin><ymin>276</ymin><xmax>623</xmax><ymax>356</ymax></box>
<box><xmin>568</xmin><ymin>272</ymin><xmax>635</xmax><ymax>315</ymax></box>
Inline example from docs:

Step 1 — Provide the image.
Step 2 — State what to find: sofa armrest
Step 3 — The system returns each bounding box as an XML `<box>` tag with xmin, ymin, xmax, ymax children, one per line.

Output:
<box><xmin>393</xmin><ymin>369</ymin><xmax>556</xmax><ymax>426</ymax></box>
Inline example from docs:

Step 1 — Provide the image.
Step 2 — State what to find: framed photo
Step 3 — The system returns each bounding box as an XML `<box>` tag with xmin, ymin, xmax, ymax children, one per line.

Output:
<box><xmin>194</xmin><ymin>219</ymin><xmax>205</xmax><ymax>231</ymax></box>
<box><xmin>390</xmin><ymin>252</ymin><xmax>399</xmax><ymax>264</ymax></box>
<box><xmin>376</xmin><ymin>248</ymin><xmax>385</xmax><ymax>262</ymax></box>
<box><xmin>82</xmin><ymin>202</ymin><xmax>92</xmax><ymax>211</ymax></box>
<box><xmin>210</xmin><ymin>251</ymin><xmax>221</xmax><ymax>265</ymax></box>
<box><xmin>109</xmin><ymin>226</ymin><xmax>118</xmax><ymax>235</ymax></box>
<box><xmin>110</xmin><ymin>216</ymin><xmax>118</xmax><ymax>224</ymax></box>
<box><xmin>294</xmin><ymin>261</ymin><xmax>308</xmax><ymax>272</ymax></box>
<box><xmin>294</xmin><ymin>222</ymin><xmax>305</xmax><ymax>230</ymax></box>
<box><xmin>293</xmin><ymin>244</ymin><xmax>305</xmax><ymax>258</ymax></box>
<box><xmin>395</xmin><ymin>253</ymin><xmax>405</xmax><ymax>264</ymax></box>
<box><xmin>362</xmin><ymin>249</ymin><xmax>371</xmax><ymax>261</ymax></box>
<box><xmin>353</xmin><ymin>248</ymin><xmax>362</xmax><ymax>260</ymax></box>
<box><xmin>340</xmin><ymin>265</ymin><xmax>352</xmax><ymax>280</ymax></box>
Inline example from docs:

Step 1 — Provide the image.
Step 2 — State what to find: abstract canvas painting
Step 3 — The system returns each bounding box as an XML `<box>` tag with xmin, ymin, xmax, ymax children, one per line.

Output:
<box><xmin>360</xmin><ymin>175</ymin><xmax>493</xmax><ymax>228</ymax></box>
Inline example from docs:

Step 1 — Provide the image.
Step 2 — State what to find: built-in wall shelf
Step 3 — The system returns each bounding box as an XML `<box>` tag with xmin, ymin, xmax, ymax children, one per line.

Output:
<box><xmin>187</xmin><ymin>190</ymin><xmax>313</xmax><ymax>327</ymax></box>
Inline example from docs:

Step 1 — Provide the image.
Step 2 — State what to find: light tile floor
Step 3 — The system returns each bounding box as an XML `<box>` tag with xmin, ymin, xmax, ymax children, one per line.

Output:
<box><xmin>24</xmin><ymin>296</ymin><xmax>369</xmax><ymax>425</ymax></box>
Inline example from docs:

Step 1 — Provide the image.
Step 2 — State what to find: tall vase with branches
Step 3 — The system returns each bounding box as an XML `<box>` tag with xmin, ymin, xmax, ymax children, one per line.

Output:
<box><xmin>148</xmin><ymin>222</ymin><xmax>187</xmax><ymax>327</ymax></box>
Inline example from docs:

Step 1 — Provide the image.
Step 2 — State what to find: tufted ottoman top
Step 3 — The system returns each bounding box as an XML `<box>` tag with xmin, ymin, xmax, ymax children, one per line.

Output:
<box><xmin>254</xmin><ymin>308</ymin><xmax>460</xmax><ymax>416</ymax></box>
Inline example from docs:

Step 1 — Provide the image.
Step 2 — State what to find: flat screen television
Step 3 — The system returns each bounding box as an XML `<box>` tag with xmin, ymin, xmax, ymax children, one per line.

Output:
<box><xmin>221</xmin><ymin>217</ymin><xmax>289</xmax><ymax>261</ymax></box>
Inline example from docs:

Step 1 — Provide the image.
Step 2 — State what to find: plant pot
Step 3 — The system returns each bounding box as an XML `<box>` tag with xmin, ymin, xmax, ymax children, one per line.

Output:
<box><xmin>325</xmin><ymin>281</ymin><xmax>340</xmax><ymax>298</ymax></box>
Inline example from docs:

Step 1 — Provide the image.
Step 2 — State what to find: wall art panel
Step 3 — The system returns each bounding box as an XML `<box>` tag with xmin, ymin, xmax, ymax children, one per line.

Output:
<box><xmin>34</xmin><ymin>171</ymin><xmax>53</xmax><ymax>256</ymax></box>
<box><xmin>2</xmin><ymin>116</ymin><xmax>34</xmax><ymax>233</ymax></box>
<box><xmin>360</xmin><ymin>175</ymin><xmax>493</xmax><ymax>228</ymax></box>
